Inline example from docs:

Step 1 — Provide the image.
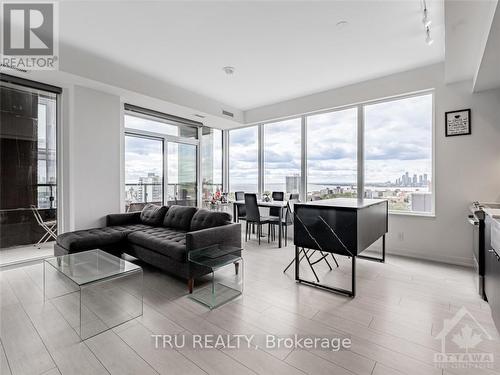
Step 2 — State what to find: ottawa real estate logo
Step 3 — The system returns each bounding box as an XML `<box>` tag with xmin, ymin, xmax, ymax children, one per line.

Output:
<box><xmin>434</xmin><ymin>306</ymin><xmax>494</xmax><ymax>369</ymax></box>
<box><xmin>1</xmin><ymin>2</ymin><xmax>58</xmax><ymax>70</ymax></box>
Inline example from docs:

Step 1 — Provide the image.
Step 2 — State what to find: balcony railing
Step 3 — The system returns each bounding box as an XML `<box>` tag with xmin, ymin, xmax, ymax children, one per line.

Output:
<box><xmin>125</xmin><ymin>183</ymin><xmax>197</xmax><ymax>210</ymax></box>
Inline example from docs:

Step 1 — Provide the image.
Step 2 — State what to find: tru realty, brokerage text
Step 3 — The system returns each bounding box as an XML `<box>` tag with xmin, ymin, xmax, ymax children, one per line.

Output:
<box><xmin>152</xmin><ymin>334</ymin><xmax>352</xmax><ymax>351</ymax></box>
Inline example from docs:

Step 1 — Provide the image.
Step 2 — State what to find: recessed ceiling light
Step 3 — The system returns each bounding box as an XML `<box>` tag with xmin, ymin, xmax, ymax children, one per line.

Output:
<box><xmin>336</xmin><ymin>20</ymin><xmax>348</xmax><ymax>29</ymax></box>
<box><xmin>223</xmin><ymin>66</ymin><xmax>235</xmax><ymax>75</ymax></box>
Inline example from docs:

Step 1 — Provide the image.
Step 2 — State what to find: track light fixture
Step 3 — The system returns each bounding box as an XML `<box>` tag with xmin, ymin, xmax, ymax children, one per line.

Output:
<box><xmin>422</xmin><ymin>7</ymin><xmax>432</xmax><ymax>28</ymax></box>
<box><xmin>425</xmin><ymin>26</ymin><xmax>434</xmax><ymax>45</ymax></box>
<box><xmin>422</xmin><ymin>0</ymin><xmax>433</xmax><ymax>46</ymax></box>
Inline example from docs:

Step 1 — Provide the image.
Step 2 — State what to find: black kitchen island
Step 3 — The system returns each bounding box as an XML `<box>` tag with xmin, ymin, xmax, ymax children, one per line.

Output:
<box><xmin>294</xmin><ymin>198</ymin><xmax>388</xmax><ymax>297</ymax></box>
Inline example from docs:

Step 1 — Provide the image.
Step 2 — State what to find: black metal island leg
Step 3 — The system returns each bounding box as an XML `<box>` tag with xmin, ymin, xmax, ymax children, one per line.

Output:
<box><xmin>357</xmin><ymin>234</ymin><xmax>386</xmax><ymax>263</ymax></box>
<box><xmin>295</xmin><ymin>245</ymin><xmax>356</xmax><ymax>298</ymax></box>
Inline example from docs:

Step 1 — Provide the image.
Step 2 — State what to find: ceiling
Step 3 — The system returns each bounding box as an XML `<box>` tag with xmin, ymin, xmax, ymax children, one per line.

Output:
<box><xmin>445</xmin><ymin>0</ymin><xmax>498</xmax><ymax>84</ymax></box>
<box><xmin>59</xmin><ymin>1</ymin><xmax>445</xmax><ymax>111</ymax></box>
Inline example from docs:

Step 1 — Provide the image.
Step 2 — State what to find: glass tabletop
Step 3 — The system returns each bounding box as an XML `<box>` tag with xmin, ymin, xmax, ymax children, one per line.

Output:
<box><xmin>188</xmin><ymin>245</ymin><xmax>242</xmax><ymax>270</ymax></box>
<box><xmin>45</xmin><ymin>249</ymin><xmax>142</xmax><ymax>286</ymax></box>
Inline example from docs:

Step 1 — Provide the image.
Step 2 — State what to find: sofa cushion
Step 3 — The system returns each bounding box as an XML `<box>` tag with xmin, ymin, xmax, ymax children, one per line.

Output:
<box><xmin>190</xmin><ymin>209</ymin><xmax>232</xmax><ymax>231</ymax></box>
<box><xmin>128</xmin><ymin>227</ymin><xmax>187</xmax><ymax>262</ymax></box>
<box><xmin>162</xmin><ymin>205</ymin><xmax>197</xmax><ymax>231</ymax></box>
<box><xmin>140</xmin><ymin>204</ymin><xmax>168</xmax><ymax>226</ymax></box>
<box><xmin>57</xmin><ymin>228</ymin><xmax>117</xmax><ymax>252</ymax></box>
<box><xmin>56</xmin><ymin>224</ymin><xmax>151</xmax><ymax>252</ymax></box>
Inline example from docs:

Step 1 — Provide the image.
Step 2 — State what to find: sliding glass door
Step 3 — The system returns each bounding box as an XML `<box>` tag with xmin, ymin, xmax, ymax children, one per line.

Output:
<box><xmin>0</xmin><ymin>83</ymin><xmax>58</xmax><ymax>252</ymax></box>
<box><xmin>167</xmin><ymin>142</ymin><xmax>197</xmax><ymax>207</ymax></box>
<box><xmin>124</xmin><ymin>110</ymin><xmax>200</xmax><ymax>210</ymax></box>
<box><xmin>124</xmin><ymin>135</ymin><xmax>164</xmax><ymax>211</ymax></box>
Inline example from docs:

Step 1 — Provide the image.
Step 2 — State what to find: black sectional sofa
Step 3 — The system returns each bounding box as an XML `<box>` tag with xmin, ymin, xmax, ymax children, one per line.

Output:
<box><xmin>54</xmin><ymin>204</ymin><xmax>241</xmax><ymax>292</ymax></box>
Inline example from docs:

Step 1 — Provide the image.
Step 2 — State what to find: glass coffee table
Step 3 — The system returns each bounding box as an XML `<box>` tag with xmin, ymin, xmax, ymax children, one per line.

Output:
<box><xmin>43</xmin><ymin>249</ymin><xmax>143</xmax><ymax>340</ymax></box>
<box><xmin>188</xmin><ymin>245</ymin><xmax>243</xmax><ymax>309</ymax></box>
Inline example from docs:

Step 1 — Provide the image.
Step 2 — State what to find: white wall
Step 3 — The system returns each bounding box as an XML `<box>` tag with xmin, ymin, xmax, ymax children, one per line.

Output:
<box><xmin>65</xmin><ymin>85</ymin><xmax>122</xmax><ymax>230</ymax></box>
<box><xmin>245</xmin><ymin>64</ymin><xmax>500</xmax><ymax>266</ymax></box>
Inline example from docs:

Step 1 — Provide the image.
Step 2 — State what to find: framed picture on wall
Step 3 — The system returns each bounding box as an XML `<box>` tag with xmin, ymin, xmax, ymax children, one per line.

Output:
<box><xmin>445</xmin><ymin>109</ymin><xmax>471</xmax><ymax>137</ymax></box>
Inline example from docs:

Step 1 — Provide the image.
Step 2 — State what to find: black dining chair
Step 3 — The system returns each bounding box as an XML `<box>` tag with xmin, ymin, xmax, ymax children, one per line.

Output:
<box><xmin>270</xmin><ymin>198</ymin><xmax>298</xmax><ymax>246</ymax></box>
<box><xmin>282</xmin><ymin>201</ymin><xmax>339</xmax><ymax>281</ymax></box>
<box><xmin>234</xmin><ymin>191</ymin><xmax>247</xmax><ymax>222</ymax></box>
<box><xmin>289</xmin><ymin>193</ymin><xmax>299</xmax><ymax>200</ymax></box>
<box><xmin>269</xmin><ymin>191</ymin><xmax>284</xmax><ymax>217</ymax></box>
<box><xmin>244</xmin><ymin>193</ymin><xmax>275</xmax><ymax>245</ymax></box>
<box><xmin>268</xmin><ymin>191</ymin><xmax>284</xmax><ymax>241</ymax></box>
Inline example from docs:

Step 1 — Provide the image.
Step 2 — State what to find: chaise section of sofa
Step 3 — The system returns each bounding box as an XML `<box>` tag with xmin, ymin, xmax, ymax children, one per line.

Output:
<box><xmin>54</xmin><ymin>204</ymin><xmax>241</xmax><ymax>292</ymax></box>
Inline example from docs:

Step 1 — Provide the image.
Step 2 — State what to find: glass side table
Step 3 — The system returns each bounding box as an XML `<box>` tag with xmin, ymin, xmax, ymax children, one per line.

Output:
<box><xmin>188</xmin><ymin>244</ymin><xmax>243</xmax><ymax>309</ymax></box>
<box><xmin>43</xmin><ymin>249</ymin><xmax>143</xmax><ymax>340</ymax></box>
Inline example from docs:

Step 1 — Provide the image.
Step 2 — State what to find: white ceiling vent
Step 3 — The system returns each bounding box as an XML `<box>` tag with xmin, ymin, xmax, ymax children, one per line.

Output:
<box><xmin>222</xmin><ymin>110</ymin><xmax>234</xmax><ymax>118</ymax></box>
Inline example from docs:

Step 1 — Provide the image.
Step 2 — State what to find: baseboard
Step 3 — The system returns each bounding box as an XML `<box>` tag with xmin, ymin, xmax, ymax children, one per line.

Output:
<box><xmin>366</xmin><ymin>246</ymin><xmax>474</xmax><ymax>268</ymax></box>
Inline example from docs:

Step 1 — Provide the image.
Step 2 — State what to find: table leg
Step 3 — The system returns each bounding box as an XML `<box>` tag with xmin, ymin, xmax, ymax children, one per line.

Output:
<box><xmin>278</xmin><ymin>207</ymin><xmax>283</xmax><ymax>248</ymax></box>
<box><xmin>357</xmin><ymin>234</ymin><xmax>386</xmax><ymax>263</ymax></box>
<box><xmin>352</xmin><ymin>256</ymin><xmax>356</xmax><ymax>297</ymax></box>
<box><xmin>295</xmin><ymin>245</ymin><xmax>300</xmax><ymax>280</ymax></box>
<box><xmin>382</xmin><ymin>234</ymin><xmax>386</xmax><ymax>262</ymax></box>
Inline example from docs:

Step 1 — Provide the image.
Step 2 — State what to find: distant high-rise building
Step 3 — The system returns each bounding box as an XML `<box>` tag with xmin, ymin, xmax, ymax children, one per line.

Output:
<box><xmin>286</xmin><ymin>174</ymin><xmax>300</xmax><ymax>195</ymax></box>
<box><xmin>138</xmin><ymin>172</ymin><xmax>162</xmax><ymax>203</ymax></box>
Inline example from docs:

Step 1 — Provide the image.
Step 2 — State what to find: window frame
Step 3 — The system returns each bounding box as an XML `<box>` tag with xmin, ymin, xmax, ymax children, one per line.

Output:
<box><xmin>227</xmin><ymin>89</ymin><xmax>435</xmax><ymax>217</ymax></box>
<box><xmin>123</xmin><ymin>110</ymin><xmax>202</xmax><ymax>210</ymax></box>
<box><xmin>263</xmin><ymin>117</ymin><xmax>302</xmax><ymax>196</ymax></box>
<box><xmin>201</xmin><ymin>127</ymin><xmax>223</xmax><ymax>201</ymax></box>
<box><xmin>227</xmin><ymin>124</ymin><xmax>260</xmax><ymax>195</ymax></box>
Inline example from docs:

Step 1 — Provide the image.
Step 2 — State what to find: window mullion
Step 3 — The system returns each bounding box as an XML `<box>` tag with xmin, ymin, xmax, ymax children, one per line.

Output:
<box><xmin>258</xmin><ymin>124</ymin><xmax>264</xmax><ymax>196</ymax></box>
<box><xmin>357</xmin><ymin>105</ymin><xmax>364</xmax><ymax>200</ymax></box>
<box><xmin>301</xmin><ymin>115</ymin><xmax>307</xmax><ymax>202</ymax></box>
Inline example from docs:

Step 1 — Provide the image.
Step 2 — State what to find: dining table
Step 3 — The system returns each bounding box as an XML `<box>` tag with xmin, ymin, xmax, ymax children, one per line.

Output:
<box><xmin>232</xmin><ymin>200</ymin><xmax>288</xmax><ymax>248</ymax></box>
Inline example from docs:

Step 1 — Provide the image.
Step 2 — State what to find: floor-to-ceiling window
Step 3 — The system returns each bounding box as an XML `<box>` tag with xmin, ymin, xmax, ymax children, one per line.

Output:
<box><xmin>364</xmin><ymin>94</ymin><xmax>433</xmax><ymax>213</ymax></box>
<box><xmin>306</xmin><ymin>108</ymin><xmax>358</xmax><ymax>201</ymax></box>
<box><xmin>229</xmin><ymin>126</ymin><xmax>258</xmax><ymax>194</ymax></box>
<box><xmin>263</xmin><ymin>118</ymin><xmax>301</xmax><ymax>197</ymax></box>
<box><xmin>226</xmin><ymin>91</ymin><xmax>434</xmax><ymax>215</ymax></box>
<box><xmin>201</xmin><ymin>127</ymin><xmax>223</xmax><ymax>201</ymax></box>
<box><xmin>0</xmin><ymin>81</ymin><xmax>59</xmax><ymax>255</ymax></box>
<box><xmin>124</xmin><ymin>106</ymin><xmax>200</xmax><ymax>211</ymax></box>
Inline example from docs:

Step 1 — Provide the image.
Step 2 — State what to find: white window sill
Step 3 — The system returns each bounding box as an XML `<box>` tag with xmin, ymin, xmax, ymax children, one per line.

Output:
<box><xmin>389</xmin><ymin>211</ymin><xmax>436</xmax><ymax>218</ymax></box>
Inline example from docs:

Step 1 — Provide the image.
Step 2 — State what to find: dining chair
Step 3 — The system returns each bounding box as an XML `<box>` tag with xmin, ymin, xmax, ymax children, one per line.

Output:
<box><xmin>234</xmin><ymin>191</ymin><xmax>247</xmax><ymax>222</ymax></box>
<box><xmin>244</xmin><ymin>193</ymin><xmax>276</xmax><ymax>245</ymax></box>
<box><xmin>269</xmin><ymin>191</ymin><xmax>284</xmax><ymax>217</ymax></box>
<box><xmin>30</xmin><ymin>205</ymin><xmax>57</xmax><ymax>249</ymax></box>
<box><xmin>282</xmin><ymin>201</ymin><xmax>339</xmax><ymax>281</ymax></box>
<box><xmin>270</xmin><ymin>198</ymin><xmax>299</xmax><ymax>246</ymax></box>
<box><xmin>268</xmin><ymin>191</ymin><xmax>285</xmax><ymax>241</ymax></box>
<box><xmin>289</xmin><ymin>193</ymin><xmax>299</xmax><ymax>200</ymax></box>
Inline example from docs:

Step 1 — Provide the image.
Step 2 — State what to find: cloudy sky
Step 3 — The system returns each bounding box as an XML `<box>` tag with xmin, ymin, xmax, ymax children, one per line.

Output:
<box><xmin>125</xmin><ymin>135</ymin><xmax>163</xmax><ymax>184</ymax></box>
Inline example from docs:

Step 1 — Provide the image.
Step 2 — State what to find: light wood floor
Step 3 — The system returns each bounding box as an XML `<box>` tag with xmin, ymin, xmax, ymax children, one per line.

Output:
<box><xmin>0</xmin><ymin>243</ymin><xmax>54</xmax><ymax>266</ymax></box>
<box><xmin>1</xmin><ymin>235</ymin><xmax>499</xmax><ymax>375</ymax></box>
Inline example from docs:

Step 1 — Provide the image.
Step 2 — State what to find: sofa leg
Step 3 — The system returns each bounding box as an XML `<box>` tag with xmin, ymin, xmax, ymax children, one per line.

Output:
<box><xmin>188</xmin><ymin>278</ymin><xmax>194</xmax><ymax>294</ymax></box>
<box><xmin>234</xmin><ymin>262</ymin><xmax>239</xmax><ymax>275</ymax></box>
